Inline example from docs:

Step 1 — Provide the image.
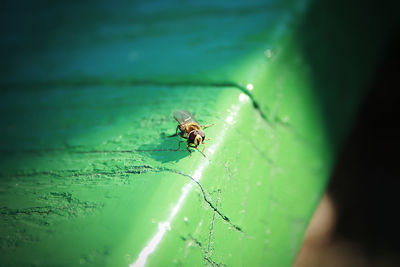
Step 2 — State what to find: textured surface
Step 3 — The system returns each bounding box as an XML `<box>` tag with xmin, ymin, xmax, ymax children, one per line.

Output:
<box><xmin>1</xmin><ymin>83</ymin><xmax>327</xmax><ymax>266</ymax></box>
<box><xmin>1</xmin><ymin>0</ymin><xmax>391</xmax><ymax>266</ymax></box>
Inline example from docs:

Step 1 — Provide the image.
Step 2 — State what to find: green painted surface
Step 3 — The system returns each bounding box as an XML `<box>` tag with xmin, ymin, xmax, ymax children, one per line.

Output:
<box><xmin>2</xmin><ymin>83</ymin><xmax>327</xmax><ymax>266</ymax></box>
<box><xmin>1</xmin><ymin>0</ymin><xmax>396</xmax><ymax>266</ymax></box>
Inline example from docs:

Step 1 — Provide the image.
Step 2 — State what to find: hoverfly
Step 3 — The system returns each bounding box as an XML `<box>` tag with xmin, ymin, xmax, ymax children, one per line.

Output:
<box><xmin>168</xmin><ymin>110</ymin><xmax>214</xmax><ymax>157</ymax></box>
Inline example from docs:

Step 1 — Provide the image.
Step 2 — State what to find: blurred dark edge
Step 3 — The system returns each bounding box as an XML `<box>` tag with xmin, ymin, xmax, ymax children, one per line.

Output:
<box><xmin>296</xmin><ymin>0</ymin><xmax>400</xmax><ymax>154</ymax></box>
<box><xmin>296</xmin><ymin>0</ymin><xmax>400</xmax><ymax>264</ymax></box>
<box><xmin>328</xmin><ymin>31</ymin><xmax>400</xmax><ymax>258</ymax></box>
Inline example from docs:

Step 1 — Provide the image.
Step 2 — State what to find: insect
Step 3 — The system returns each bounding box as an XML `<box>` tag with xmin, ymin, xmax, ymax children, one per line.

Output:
<box><xmin>168</xmin><ymin>110</ymin><xmax>214</xmax><ymax>157</ymax></box>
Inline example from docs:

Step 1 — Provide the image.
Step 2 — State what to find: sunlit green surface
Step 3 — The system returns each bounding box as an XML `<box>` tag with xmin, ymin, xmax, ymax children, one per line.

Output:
<box><xmin>1</xmin><ymin>0</ymin><xmax>391</xmax><ymax>266</ymax></box>
<box><xmin>1</xmin><ymin>83</ymin><xmax>328</xmax><ymax>266</ymax></box>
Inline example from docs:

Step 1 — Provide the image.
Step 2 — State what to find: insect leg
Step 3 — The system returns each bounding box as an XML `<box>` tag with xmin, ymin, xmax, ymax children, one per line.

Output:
<box><xmin>189</xmin><ymin>144</ymin><xmax>206</xmax><ymax>158</ymax></box>
<box><xmin>186</xmin><ymin>143</ymin><xmax>192</xmax><ymax>157</ymax></box>
<box><xmin>174</xmin><ymin>136</ymin><xmax>181</xmax><ymax>151</ymax></box>
<box><xmin>166</xmin><ymin>126</ymin><xmax>180</xmax><ymax>137</ymax></box>
<box><xmin>196</xmin><ymin>145</ymin><xmax>207</xmax><ymax>158</ymax></box>
<box><xmin>201</xmin><ymin>142</ymin><xmax>206</xmax><ymax>153</ymax></box>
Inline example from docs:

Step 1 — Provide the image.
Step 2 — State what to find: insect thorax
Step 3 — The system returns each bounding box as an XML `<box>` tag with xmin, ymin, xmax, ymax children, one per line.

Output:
<box><xmin>186</xmin><ymin>123</ymin><xmax>201</xmax><ymax>132</ymax></box>
<box><xmin>181</xmin><ymin>123</ymin><xmax>202</xmax><ymax>138</ymax></box>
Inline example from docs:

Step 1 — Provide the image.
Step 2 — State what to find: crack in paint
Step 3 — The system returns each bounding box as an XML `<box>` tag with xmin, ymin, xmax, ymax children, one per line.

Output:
<box><xmin>1</xmin><ymin>164</ymin><xmax>243</xmax><ymax>232</ymax></box>
<box><xmin>0</xmin><ymin>85</ymin><xmax>252</xmax><ymax>265</ymax></box>
<box><xmin>159</xmin><ymin>168</ymin><xmax>243</xmax><ymax>233</ymax></box>
<box><xmin>130</xmin><ymin>162</ymin><xmax>242</xmax><ymax>267</ymax></box>
<box><xmin>204</xmin><ymin>256</ymin><xmax>227</xmax><ymax>267</ymax></box>
<box><xmin>0</xmin><ymin>192</ymin><xmax>102</xmax><ymax>219</ymax></box>
<box><xmin>0</xmin><ymin>165</ymin><xmax>154</xmax><ymax>178</ymax></box>
<box><xmin>181</xmin><ymin>234</ymin><xmax>227</xmax><ymax>267</ymax></box>
<box><xmin>207</xmin><ymin>189</ymin><xmax>220</xmax><ymax>260</ymax></box>
<box><xmin>0</xmin><ymin>148</ymin><xmax>178</xmax><ymax>155</ymax></box>
<box><xmin>0</xmin><ymin>78</ymin><xmax>269</xmax><ymax>124</ymax></box>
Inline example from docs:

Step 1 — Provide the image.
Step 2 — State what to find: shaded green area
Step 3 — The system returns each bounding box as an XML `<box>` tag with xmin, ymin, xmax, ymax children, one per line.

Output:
<box><xmin>0</xmin><ymin>84</ymin><xmax>326</xmax><ymax>266</ymax></box>
<box><xmin>0</xmin><ymin>0</ymin><xmax>293</xmax><ymax>83</ymax></box>
<box><xmin>0</xmin><ymin>85</ymin><xmax>229</xmax><ymax>266</ymax></box>
<box><xmin>2</xmin><ymin>84</ymin><xmax>324</xmax><ymax>266</ymax></box>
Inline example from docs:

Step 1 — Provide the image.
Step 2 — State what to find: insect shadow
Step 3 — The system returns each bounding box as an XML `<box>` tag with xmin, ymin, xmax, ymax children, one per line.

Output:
<box><xmin>137</xmin><ymin>133</ymin><xmax>194</xmax><ymax>163</ymax></box>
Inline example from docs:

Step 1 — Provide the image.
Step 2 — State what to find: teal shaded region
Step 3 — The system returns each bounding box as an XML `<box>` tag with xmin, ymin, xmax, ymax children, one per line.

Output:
<box><xmin>0</xmin><ymin>0</ymin><xmax>294</xmax><ymax>83</ymax></box>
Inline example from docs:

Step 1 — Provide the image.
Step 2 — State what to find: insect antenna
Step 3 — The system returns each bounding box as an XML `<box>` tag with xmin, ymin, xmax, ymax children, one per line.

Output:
<box><xmin>202</xmin><ymin>123</ymin><xmax>215</xmax><ymax>129</ymax></box>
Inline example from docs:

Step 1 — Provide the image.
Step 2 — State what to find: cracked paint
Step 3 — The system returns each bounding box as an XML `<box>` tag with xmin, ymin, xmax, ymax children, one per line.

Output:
<box><xmin>206</xmin><ymin>189</ymin><xmax>221</xmax><ymax>263</ymax></box>
<box><xmin>163</xmin><ymin>168</ymin><xmax>243</xmax><ymax>232</ymax></box>
<box><xmin>0</xmin><ymin>74</ymin><xmax>329</xmax><ymax>267</ymax></box>
<box><xmin>131</xmin><ymin>97</ymin><xmax>248</xmax><ymax>266</ymax></box>
<box><xmin>0</xmin><ymin>1</ymin><xmax>338</xmax><ymax>266</ymax></box>
<box><xmin>180</xmin><ymin>234</ymin><xmax>226</xmax><ymax>267</ymax></box>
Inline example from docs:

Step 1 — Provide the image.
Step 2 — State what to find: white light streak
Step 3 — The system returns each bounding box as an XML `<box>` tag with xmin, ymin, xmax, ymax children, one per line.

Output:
<box><xmin>239</xmin><ymin>93</ymin><xmax>250</xmax><ymax>102</ymax></box>
<box><xmin>131</xmin><ymin>182</ymin><xmax>193</xmax><ymax>267</ymax></box>
<box><xmin>225</xmin><ymin>115</ymin><xmax>234</xmax><ymax>124</ymax></box>
<box><xmin>131</xmin><ymin>97</ymin><xmax>247</xmax><ymax>267</ymax></box>
<box><xmin>192</xmin><ymin>169</ymin><xmax>202</xmax><ymax>182</ymax></box>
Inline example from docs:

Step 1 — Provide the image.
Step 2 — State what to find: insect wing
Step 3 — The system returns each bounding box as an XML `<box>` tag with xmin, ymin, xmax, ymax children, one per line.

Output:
<box><xmin>173</xmin><ymin>110</ymin><xmax>197</xmax><ymax>125</ymax></box>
